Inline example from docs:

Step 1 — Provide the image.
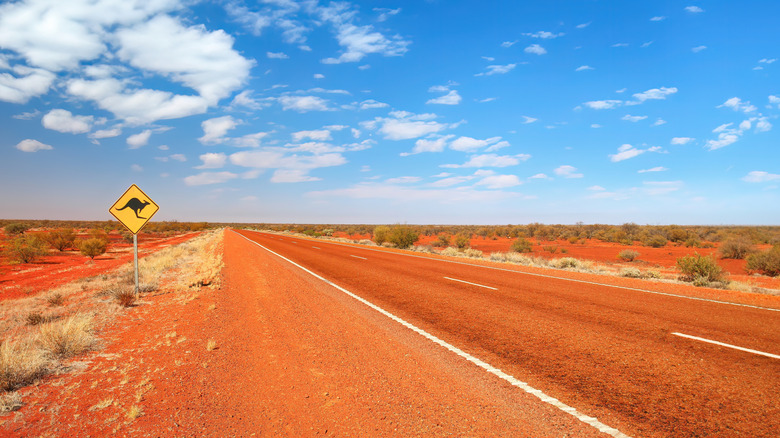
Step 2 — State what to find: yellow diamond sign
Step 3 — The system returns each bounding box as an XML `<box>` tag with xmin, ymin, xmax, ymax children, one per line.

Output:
<box><xmin>109</xmin><ymin>184</ymin><xmax>159</xmax><ymax>234</ymax></box>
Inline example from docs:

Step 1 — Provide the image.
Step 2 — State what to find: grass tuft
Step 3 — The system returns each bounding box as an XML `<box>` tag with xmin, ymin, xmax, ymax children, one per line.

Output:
<box><xmin>0</xmin><ymin>339</ymin><xmax>48</xmax><ymax>391</ymax></box>
<box><xmin>206</xmin><ymin>339</ymin><xmax>217</xmax><ymax>351</ymax></box>
<box><xmin>37</xmin><ymin>314</ymin><xmax>96</xmax><ymax>359</ymax></box>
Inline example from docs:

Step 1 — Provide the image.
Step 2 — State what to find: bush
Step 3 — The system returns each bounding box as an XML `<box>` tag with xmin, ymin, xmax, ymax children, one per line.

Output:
<box><xmin>745</xmin><ymin>245</ymin><xmax>780</xmax><ymax>277</ymax></box>
<box><xmin>552</xmin><ymin>257</ymin><xmax>579</xmax><ymax>269</ymax></box>
<box><xmin>676</xmin><ymin>253</ymin><xmax>725</xmax><ymax>283</ymax></box>
<box><xmin>0</xmin><ymin>340</ymin><xmax>47</xmax><ymax>391</ymax></box>
<box><xmin>617</xmin><ymin>250</ymin><xmax>640</xmax><ymax>262</ymax></box>
<box><xmin>464</xmin><ymin>249</ymin><xmax>483</xmax><ymax>258</ymax></box>
<box><xmin>373</xmin><ymin>225</ymin><xmax>391</xmax><ymax>245</ymax></box>
<box><xmin>454</xmin><ymin>234</ymin><xmax>470</xmax><ymax>250</ymax></box>
<box><xmin>510</xmin><ymin>238</ymin><xmax>533</xmax><ymax>253</ymax></box>
<box><xmin>5</xmin><ymin>235</ymin><xmax>48</xmax><ymax>263</ymax></box>
<box><xmin>4</xmin><ymin>223</ymin><xmax>29</xmax><ymax>235</ymax></box>
<box><xmin>388</xmin><ymin>225</ymin><xmax>419</xmax><ymax>249</ymax></box>
<box><xmin>620</xmin><ymin>268</ymin><xmax>643</xmax><ymax>278</ymax></box>
<box><xmin>433</xmin><ymin>234</ymin><xmax>451</xmax><ymax>248</ymax></box>
<box><xmin>37</xmin><ymin>314</ymin><xmax>95</xmax><ymax>359</ymax></box>
<box><xmin>718</xmin><ymin>237</ymin><xmax>756</xmax><ymax>260</ymax></box>
<box><xmin>112</xmin><ymin>287</ymin><xmax>136</xmax><ymax>307</ymax></box>
<box><xmin>79</xmin><ymin>238</ymin><xmax>108</xmax><ymax>259</ymax></box>
<box><xmin>45</xmin><ymin>228</ymin><xmax>76</xmax><ymax>251</ymax></box>
<box><xmin>684</xmin><ymin>237</ymin><xmax>702</xmax><ymax>248</ymax></box>
<box><xmin>542</xmin><ymin>245</ymin><xmax>559</xmax><ymax>254</ymax></box>
<box><xmin>643</xmin><ymin>234</ymin><xmax>668</xmax><ymax>248</ymax></box>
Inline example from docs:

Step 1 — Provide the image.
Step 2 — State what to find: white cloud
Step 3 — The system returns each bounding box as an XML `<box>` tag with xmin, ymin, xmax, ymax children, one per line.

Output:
<box><xmin>631</xmin><ymin>87</ymin><xmax>678</xmax><ymax>103</ymax></box>
<box><xmin>292</xmin><ymin>129</ymin><xmax>332</xmax><ymax>142</ymax></box>
<box><xmin>759</xmin><ymin>58</ymin><xmax>777</xmax><ymax>64</ymax></box>
<box><xmin>478</xmin><ymin>97</ymin><xmax>497</xmax><ymax>103</ymax></box>
<box><xmin>427</xmin><ymin>90</ymin><xmax>461</xmax><ymax>105</ymax></box>
<box><xmin>127</xmin><ymin>129</ymin><xmax>152</xmax><ymax>149</ymax></box>
<box><xmin>609</xmin><ymin>144</ymin><xmax>646</xmax><ymax>162</ymax></box>
<box><xmin>314</xmin><ymin>73</ymin><xmax>325</xmax><ymax>79</ymax></box>
<box><xmin>529</xmin><ymin>173</ymin><xmax>551</xmax><ymax>180</ymax></box>
<box><xmin>612</xmin><ymin>43</ymin><xmax>629</xmax><ymax>48</ymax></box>
<box><xmin>755</xmin><ymin>118</ymin><xmax>772</xmax><ymax>132</ymax></box>
<box><xmin>318</xmin><ymin>10</ymin><xmax>410</xmax><ymax>64</ymax></box>
<box><xmin>0</xmin><ymin>66</ymin><xmax>56</xmax><ymax>103</ymax></box>
<box><xmin>267</xmin><ymin>51</ymin><xmax>289</xmax><ymax>59</ymax></box>
<box><xmin>360</xmin><ymin>99</ymin><xmax>389</xmax><ymax>109</ymax></box>
<box><xmin>308</xmin><ymin>182</ymin><xmax>520</xmax><ymax>203</ymax></box>
<box><xmin>587</xmin><ymin>185</ymin><xmax>606</xmax><ymax>191</ymax></box>
<box><xmin>41</xmin><ymin>109</ymin><xmax>93</xmax><ymax>134</ymax></box>
<box><xmin>199</xmin><ymin>116</ymin><xmax>237</xmax><ymax>145</ymax></box>
<box><xmin>591</xmin><ymin>124</ymin><xmax>602</xmax><ymax>128</ymax></box>
<box><xmin>15</xmin><ymin>139</ymin><xmax>53</xmax><ymax>152</ymax></box>
<box><xmin>685</xmin><ymin>6</ymin><xmax>704</xmax><ymax>13</ymax></box>
<box><xmin>131</xmin><ymin>164</ymin><xmax>143</xmax><ymax>172</ymax></box>
<box><xmin>650</xmin><ymin>16</ymin><xmax>666</xmax><ymax>21</ymax></box>
<box><xmin>403</xmin><ymin>135</ymin><xmax>454</xmax><ymax>155</ymax></box>
<box><xmin>719</xmin><ymin>97</ymin><xmax>757</xmax><ymax>113</ymax></box>
<box><xmin>584</xmin><ymin>100</ymin><xmax>622</xmax><ymax>110</ymax></box>
<box><xmin>449</xmin><ymin>136</ymin><xmax>504</xmax><ymax>152</ymax></box>
<box><xmin>706</xmin><ymin>133</ymin><xmax>739</xmax><ymax>150</ymax></box>
<box><xmin>652</xmin><ymin>118</ymin><xmax>667</xmax><ymax>126</ymax></box>
<box><xmin>89</xmin><ymin>128</ymin><xmax>122</xmax><ymax>143</ymax></box>
<box><xmin>367</xmin><ymin>113</ymin><xmax>450</xmax><ymax>141</ymax></box>
<box><xmin>643</xmin><ymin>181</ymin><xmax>682</xmax><ymax>196</ymax></box>
<box><xmin>196</xmin><ymin>153</ymin><xmax>227</xmax><ymax>169</ymax></box>
<box><xmin>169</xmin><ymin>153</ymin><xmax>186</xmax><ymax>162</ymax></box>
<box><xmin>374</xmin><ymin>7</ymin><xmax>401</xmax><ymax>22</ymax></box>
<box><xmin>641</xmin><ymin>41</ymin><xmax>653</xmax><ymax>48</ymax></box>
<box><xmin>691</xmin><ymin>45</ymin><xmax>707</xmax><ymax>53</ymax></box>
<box><xmin>576</xmin><ymin>22</ymin><xmax>591</xmax><ymax>29</ymax></box>
<box><xmin>575</xmin><ymin>65</ymin><xmax>594</xmax><ymax>71</ymax></box>
<box><xmin>554</xmin><ymin>165</ymin><xmax>583</xmax><ymax>178</ymax></box>
<box><xmin>638</xmin><ymin>167</ymin><xmax>668</xmax><ymax>173</ymax></box>
<box><xmin>476</xmin><ymin>63</ymin><xmax>517</xmax><ymax>76</ymax></box>
<box><xmin>229</xmin><ymin>90</ymin><xmax>268</xmax><ymax>110</ymax></box>
<box><xmin>501</xmin><ymin>40</ymin><xmax>518</xmax><ymax>48</ymax></box>
<box><xmin>233</xmin><ymin>132</ymin><xmax>269</xmax><ymax>148</ymax></box>
<box><xmin>671</xmin><ymin>137</ymin><xmax>695</xmax><ymax>145</ymax></box>
<box><xmin>742</xmin><ymin>171</ymin><xmax>780</xmax><ymax>183</ymax></box>
<box><xmin>523</xmin><ymin>31</ymin><xmax>564</xmax><ymax>39</ymax></box>
<box><xmin>442</xmin><ymin>153</ymin><xmax>530</xmax><ymax>168</ymax></box>
<box><xmin>476</xmin><ymin>174</ymin><xmax>522</xmax><ymax>189</ymax></box>
<box><xmin>278</xmin><ymin>95</ymin><xmax>331</xmax><ymax>112</ymax></box>
<box><xmin>184</xmin><ymin>171</ymin><xmax>238</xmax><ymax>186</ymax></box>
<box><xmin>386</xmin><ymin>176</ymin><xmax>422</xmax><ymax>184</ymax></box>
<box><xmin>524</xmin><ymin>44</ymin><xmax>547</xmax><ymax>55</ymax></box>
<box><xmin>230</xmin><ymin>150</ymin><xmax>347</xmax><ymax>173</ymax></box>
<box><xmin>521</xmin><ymin>116</ymin><xmax>538</xmax><ymax>124</ymax></box>
<box><xmin>621</xmin><ymin>114</ymin><xmax>647</xmax><ymax>122</ymax></box>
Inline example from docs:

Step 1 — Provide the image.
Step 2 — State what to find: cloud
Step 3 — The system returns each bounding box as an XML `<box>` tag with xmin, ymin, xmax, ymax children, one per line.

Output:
<box><xmin>267</xmin><ymin>51</ymin><xmax>289</xmax><ymax>59</ymax></box>
<box><xmin>427</xmin><ymin>89</ymin><xmax>461</xmax><ymax>105</ymax></box>
<box><xmin>523</xmin><ymin>31</ymin><xmax>564</xmax><ymax>39</ymax></box>
<box><xmin>501</xmin><ymin>40</ymin><xmax>518</xmax><ymax>48</ymax></box>
<box><xmin>127</xmin><ymin>129</ymin><xmax>152</xmax><ymax>149</ymax></box>
<box><xmin>0</xmin><ymin>67</ymin><xmax>56</xmax><ymax>103</ymax></box>
<box><xmin>475</xmin><ymin>174</ymin><xmax>522</xmax><ymax>189</ymax></box>
<box><xmin>742</xmin><ymin>171</ymin><xmax>780</xmax><ymax>183</ymax></box>
<box><xmin>184</xmin><ymin>171</ymin><xmax>238</xmax><ymax>186</ymax></box>
<box><xmin>685</xmin><ymin>6</ymin><xmax>704</xmax><ymax>13</ymax></box>
<box><xmin>609</xmin><ymin>144</ymin><xmax>662</xmax><ymax>162</ymax></box>
<box><xmin>449</xmin><ymin>136</ymin><xmax>504</xmax><ymax>152</ymax></box>
<box><xmin>89</xmin><ymin>128</ymin><xmax>122</xmax><ymax>143</ymax></box>
<box><xmin>671</xmin><ymin>137</ymin><xmax>695</xmax><ymax>145</ymax></box>
<box><xmin>402</xmin><ymin>135</ymin><xmax>454</xmax><ymax>155</ymax></box>
<box><xmin>475</xmin><ymin>63</ymin><xmax>517</xmax><ymax>76</ymax></box>
<box><xmin>719</xmin><ymin>97</ymin><xmax>757</xmax><ymax>113</ymax></box>
<box><xmin>524</xmin><ymin>44</ymin><xmax>547</xmax><ymax>55</ymax></box>
<box><xmin>169</xmin><ymin>153</ymin><xmax>186</xmax><ymax>162</ymax></box>
<box><xmin>365</xmin><ymin>112</ymin><xmax>451</xmax><ymax>141</ymax></box>
<box><xmin>199</xmin><ymin>116</ymin><xmax>237</xmax><ymax>145</ymax></box>
<box><xmin>278</xmin><ymin>95</ymin><xmax>331</xmax><ymax>112</ymax></box>
<box><xmin>360</xmin><ymin>99</ymin><xmax>389</xmax><ymax>109</ymax></box>
<box><xmin>15</xmin><ymin>139</ymin><xmax>53</xmax><ymax>152</ymax></box>
<box><xmin>374</xmin><ymin>7</ymin><xmax>401</xmax><ymax>22</ymax></box>
<box><xmin>621</xmin><ymin>114</ymin><xmax>647</xmax><ymax>122</ymax></box>
<box><xmin>554</xmin><ymin>165</ymin><xmax>583</xmax><ymax>178</ymax></box>
<box><xmin>576</xmin><ymin>22</ymin><xmax>591</xmax><ymax>29</ymax></box>
<box><xmin>652</xmin><ymin>118</ymin><xmax>667</xmax><ymax>126</ymax></box>
<box><xmin>691</xmin><ymin>45</ymin><xmax>707</xmax><ymax>53</ymax></box>
<box><xmin>386</xmin><ymin>176</ymin><xmax>422</xmax><ymax>184</ymax></box>
<box><xmin>638</xmin><ymin>167</ymin><xmax>668</xmax><ymax>173</ymax></box>
<box><xmin>521</xmin><ymin>116</ymin><xmax>538</xmax><ymax>124</ymax></box>
<box><xmin>631</xmin><ymin>87</ymin><xmax>678</xmax><ymax>103</ymax></box>
<box><xmin>41</xmin><ymin>109</ymin><xmax>93</xmax><ymax>134</ymax></box>
<box><xmin>442</xmin><ymin>153</ymin><xmax>530</xmax><ymax>168</ymax></box>
<box><xmin>308</xmin><ymin>183</ymin><xmax>520</xmax><ymax>203</ymax></box>
<box><xmin>650</xmin><ymin>16</ymin><xmax>666</xmax><ymax>21</ymax></box>
<box><xmin>271</xmin><ymin>169</ymin><xmax>322</xmax><ymax>183</ymax></box>
<box><xmin>612</xmin><ymin>43</ymin><xmax>629</xmax><ymax>48</ymax></box>
<box><xmin>292</xmin><ymin>129</ymin><xmax>332</xmax><ymax>142</ymax></box>
<box><xmin>575</xmin><ymin>65</ymin><xmax>594</xmax><ymax>71</ymax></box>
<box><xmin>529</xmin><ymin>173</ymin><xmax>551</xmax><ymax>180</ymax></box>
<box><xmin>584</xmin><ymin>100</ymin><xmax>622</xmax><ymax>110</ymax></box>
<box><xmin>317</xmin><ymin>5</ymin><xmax>410</xmax><ymax>64</ymax></box>
<box><xmin>196</xmin><ymin>153</ymin><xmax>228</xmax><ymax>169</ymax></box>
<box><xmin>643</xmin><ymin>181</ymin><xmax>682</xmax><ymax>196</ymax></box>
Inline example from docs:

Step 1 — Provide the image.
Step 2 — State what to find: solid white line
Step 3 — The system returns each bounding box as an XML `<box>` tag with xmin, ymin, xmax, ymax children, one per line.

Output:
<box><xmin>312</xmin><ymin>246</ymin><xmax>321</xmax><ymax>249</ymax></box>
<box><xmin>233</xmin><ymin>231</ymin><xmax>630</xmax><ymax>438</ymax></box>
<box><xmin>672</xmin><ymin>332</ymin><xmax>780</xmax><ymax>359</ymax></box>
<box><xmin>444</xmin><ymin>276</ymin><xmax>498</xmax><ymax>290</ymax></box>
<box><xmin>245</xmin><ymin>230</ymin><xmax>779</xmax><ymax>313</ymax></box>
<box><xmin>350</xmin><ymin>255</ymin><xmax>367</xmax><ymax>260</ymax></box>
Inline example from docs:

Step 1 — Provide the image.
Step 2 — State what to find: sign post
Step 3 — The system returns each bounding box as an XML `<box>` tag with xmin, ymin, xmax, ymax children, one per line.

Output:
<box><xmin>109</xmin><ymin>184</ymin><xmax>159</xmax><ymax>298</ymax></box>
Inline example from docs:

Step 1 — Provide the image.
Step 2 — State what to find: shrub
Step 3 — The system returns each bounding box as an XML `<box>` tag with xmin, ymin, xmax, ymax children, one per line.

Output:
<box><xmin>464</xmin><ymin>249</ymin><xmax>483</xmax><ymax>258</ymax></box>
<box><xmin>542</xmin><ymin>245</ymin><xmax>559</xmax><ymax>254</ymax></box>
<box><xmin>46</xmin><ymin>292</ymin><xmax>65</xmax><ymax>307</ymax></box>
<box><xmin>4</xmin><ymin>223</ymin><xmax>29</xmax><ymax>235</ymax></box>
<box><xmin>745</xmin><ymin>245</ymin><xmax>780</xmax><ymax>277</ymax></box>
<box><xmin>718</xmin><ymin>237</ymin><xmax>756</xmax><ymax>260</ymax></box>
<box><xmin>79</xmin><ymin>238</ymin><xmax>108</xmax><ymax>259</ymax></box>
<box><xmin>676</xmin><ymin>253</ymin><xmax>725</xmax><ymax>283</ymax></box>
<box><xmin>388</xmin><ymin>225</ymin><xmax>419</xmax><ymax>249</ymax></box>
<box><xmin>620</xmin><ymin>268</ymin><xmax>643</xmax><ymax>278</ymax></box>
<box><xmin>684</xmin><ymin>237</ymin><xmax>702</xmax><ymax>248</ymax></box>
<box><xmin>112</xmin><ymin>287</ymin><xmax>136</xmax><ymax>307</ymax></box>
<box><xmin>5</xmin><ymin>234</ymin><xmax>48</xmax><ymax>263</ymax></box>
<box><xmin>441</xmin><ymin>247</ymin><xmax>460</xmax><ymax>257</ymax></box>
<box><xmin>643</xmin><ymin>235</ymin><xmax>668</xmax><ymax>248</ymax></box>
<box><xmin>617</xmin><ymin>250</ymin><xmax>640</xmax><ymax>262</ymax></box>
<box><xmin>552</xmin><ymin>257</ymin><xmax>579</xmax><ymax>269</ymax></box>
<box><xmin>373</xmin><ymin>225</ymin><xmax>391</xmax><ymax>245</ymax></box>
<box><xmin>454</xmin><ymin>234</ymin><xmax>470</xmax><ymax>250</ymax></box>
<box><xmin>45</xmin><ymin>228</ymin><xmax>76</xmax><ymax>251</ymax></box>
<box><xmin>510</xmin><ymin>238</ymin><xmax>533</xmax><ymax>253</ymax></box>
<box><xmin>37</xmin><ymin>314</ymin><xmax>95</xmax><ymax>359</ymax></box>
<box><xmin>433</xmin><ymin>234</ymin><xmax>451</xmax><ymax>248</ymax></box>
<box><xmin>568</xmin><ymin>236</ymin><xmax>579</xmax><ymax>244</ymax></box>
<box><xmin>0</xmin><ymin>339</ymin><xmax>47</xmax><ymax>391</ymax></box>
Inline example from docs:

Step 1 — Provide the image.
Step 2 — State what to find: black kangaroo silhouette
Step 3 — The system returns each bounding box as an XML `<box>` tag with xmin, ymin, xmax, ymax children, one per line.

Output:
<box><xmin>116</xmin><ymin>198</ymin><xmax>150</xmax><ymax>219</ymax></box>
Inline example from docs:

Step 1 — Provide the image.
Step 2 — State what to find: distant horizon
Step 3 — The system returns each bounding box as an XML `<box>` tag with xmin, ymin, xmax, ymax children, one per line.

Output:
<box><xmin>2</xmin><ymin>1</ymin><xmax>778</xmax><ymax>224</ymax></box>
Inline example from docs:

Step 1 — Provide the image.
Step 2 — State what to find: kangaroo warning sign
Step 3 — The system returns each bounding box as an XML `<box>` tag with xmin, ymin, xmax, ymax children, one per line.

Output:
<box><xmin>109</xmin><ymin>184</ymin><xmax>159</xmax><ymax>234</ymax></box>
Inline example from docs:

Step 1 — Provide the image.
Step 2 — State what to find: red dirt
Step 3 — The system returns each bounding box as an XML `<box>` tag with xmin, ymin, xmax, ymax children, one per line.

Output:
<box><xmin>0</xmin><ymin>231</ymin><xmax>199</xmax><ymax>301</ymax></box>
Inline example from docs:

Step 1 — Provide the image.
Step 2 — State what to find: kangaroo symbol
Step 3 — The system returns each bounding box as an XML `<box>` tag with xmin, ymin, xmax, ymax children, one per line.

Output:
<box><xmin>116</xmin><ymin>198</ymin><xmax>150</xmax><ymax>219</ymax></box>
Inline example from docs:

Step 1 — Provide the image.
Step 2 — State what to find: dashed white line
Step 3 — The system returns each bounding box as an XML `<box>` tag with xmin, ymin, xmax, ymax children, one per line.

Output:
<box><xmin>312</xmin><ymin>246</ymin><xmax>321</xmax><ymax>250</ymax></box>
<box><xmin>234</xmin><ymin>231</ymin><xmax>630</xmax><ymax>438</ymax></box>
<box><xmin>672</xmin><ymin>332</ymin><xmax>780</xmax><ymax>359</ymax></box>
<box><xmin>350</xmin><ymin>255</ymin><xmax>367</xmax><ymax>260</ymax></box>
<box><xmin>444</xmin><ymin>277</ymin><xmax>498</xmax><ymax>290</ymax></box>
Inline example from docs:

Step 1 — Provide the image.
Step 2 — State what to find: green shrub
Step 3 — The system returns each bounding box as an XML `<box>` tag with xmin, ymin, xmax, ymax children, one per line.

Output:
<box><xmin>643</xmin><ymin>235</ymin><xmax>668</xmax><ymax>248</ymax></box>
<box><xmin>542</xmin><ymin>245</ymin><xmax>558</xmax><ymax>254</ymax></box>
<box><xmin>718</xmin><ymin>237</ymin><xmax>756</xmax><ymax>259</ymax></box>
<box><xmin>45</xmin><ymin>228</ymin><xmax>76</xmax><ymax>251</ymax></box>
<box><xmin>684</xmin><ymin>237</ymin><xmax>702</xmax><ymax>248</ymax></box>
<box><xmin>5</xmin><ymin>235</ymin><xmax>48</xmax><ymax>263</ymax></box>
<box><xmin>745</xmin><ymin>245</ymin><xmax>780</xmax><ymax>277</ymax></box>
<box><xmin>617</xmin><ymin>250</ymin><xmax>640</xmax><ymax>262</ymax></box>
<box><xmin>454</xmin><ymin>234</ymin><xmax>470</xmax><ymax>250</ymax></box>
<box><xmin>676</xmin><ymin>253</ymin><xmax>725</xmax><ymax>283</ymax></box>
<box><xmin>4</xmin><ymin>223</ymin><xmax>29</xmax><ymax>235</ymax></box>
<box><xmin>373</xmin><ymin>225</ymin><xmax>391</xmax><ymax>245</ymax></box>
<box><xmin>388</xmin><ymin>225</ymin><xmax>419</xmax><ymax>249</ymax></box>
<box><xmin>79</xmin><ymin>238</ymin><xmax>108</xmax><ymax>260</ymax></box>
<box><xmin>510</xmin><ymin>238</ymin><xmax>533</xmax><ymax>253</ymax></box>
<box><xmin>433</xmin><ymin>234</ymin><xmax>451</xmax><ymax>248</ymax></box>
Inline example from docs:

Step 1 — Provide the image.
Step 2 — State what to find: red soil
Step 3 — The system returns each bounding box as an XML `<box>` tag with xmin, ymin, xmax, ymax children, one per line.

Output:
<box><xmin>0</xmin><ymin>230</ymin><xmax>199</xmax><ymax>301</ymax></box>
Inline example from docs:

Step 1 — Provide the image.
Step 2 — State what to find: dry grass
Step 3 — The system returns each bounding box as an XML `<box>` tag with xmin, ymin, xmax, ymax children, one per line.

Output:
<box><xmin>46</xmin><ymin>292</ymin><xmax>66</xmax><ymax>307</ymax></box>
<box><xmin>0</xmin><ymin>339</ymin><xmax>48</xmax><ymax>391</ymax></box>
<box><xmin>37</xmin><ymin>314</ymin><xmax>96</xmax><ymax>359</ymax></box>
<box><xmin>206</xmin><ymin>339</ymin><xmax>217</xmax><ymax>351</ymax></box>
<box><xmin>126</xmin><ymin>405</ymin><xmax>143</xmax><ymax>420</ymax></box>
<box><xmin>0</xmin><ymin>391</ymin><xmax>22</xmax><ymax>413</ymax></box>
<box><xmin>89</xmin><ymin>397</ymin><xmax>114</xmax><ymax>411</ymax></box>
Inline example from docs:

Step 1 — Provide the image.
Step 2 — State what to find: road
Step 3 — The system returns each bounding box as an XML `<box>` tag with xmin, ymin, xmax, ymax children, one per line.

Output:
<box><xmin>229</xmin><ymin>229</ymin><xmax>780</xmax><ymax>437</ymax></box>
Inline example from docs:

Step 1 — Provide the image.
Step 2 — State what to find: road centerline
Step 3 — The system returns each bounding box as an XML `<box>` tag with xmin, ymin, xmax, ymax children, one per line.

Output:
<box><xmin>350</xmin><ymin>255</ymin><xmax>367</xmax><ymax>260</ymax></box>
<box><xmin>672</xmin><ymin>332</ymin><xmax>780</xmax><ymax>359</ymax></box>
<box><xmin>444</xmin><ymin>276</ymin><xmax>498</xmax><ymax>290</ymax></box>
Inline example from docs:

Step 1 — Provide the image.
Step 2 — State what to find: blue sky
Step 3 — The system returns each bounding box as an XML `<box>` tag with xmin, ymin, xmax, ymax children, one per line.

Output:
<box><xmin>1</xmin><ymin>0</ymin><xmax>778</xmax><ymax>225</ymax></box>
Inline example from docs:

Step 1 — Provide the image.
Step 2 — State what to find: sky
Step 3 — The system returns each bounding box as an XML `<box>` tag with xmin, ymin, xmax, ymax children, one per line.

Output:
<box><xmin>1</xmin><ymin>0</ymin><xmax>779</xmax><ymax>225</ymax></box>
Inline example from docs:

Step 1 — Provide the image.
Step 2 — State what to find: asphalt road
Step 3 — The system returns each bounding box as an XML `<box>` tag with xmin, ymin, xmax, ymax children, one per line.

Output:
<box><xmin>232</xmin><ymin>229</ymin><xmax>780</xmax><ymax>437</ymax></box>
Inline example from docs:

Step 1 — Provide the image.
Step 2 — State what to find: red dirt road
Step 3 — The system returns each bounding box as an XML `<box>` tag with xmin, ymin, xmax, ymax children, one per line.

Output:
<box><xmin>233</xmin><ymin>230</ymin><xmax>780</xmax><ymax>437</ymax></box>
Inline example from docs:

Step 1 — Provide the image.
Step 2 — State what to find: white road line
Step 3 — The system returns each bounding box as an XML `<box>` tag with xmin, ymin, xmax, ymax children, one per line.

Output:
<box><xmin>246</xmin><ymin>230</ymin><xmax>779</xmax><ymax>313</ymax></box>
<box><xmin>672</xmin><ymin>332</ymin><xmax>780</xmax><ymax>360</ymax></box>
<box><xmin>234</xmin><ymin>231</ymin><xmax>630</xmax><ymax>438</ymax></box>
<box><xmin>350</xmin><ymin>255</ymin><xmax>367</xmax><ymax>260</ymax></box>
<box><xmin>312</xmin><ymin>246</ymin><xmax>321</xmax><ymax>250</ymax></box>
<box><xmin>444</xmin><ymin>277</ymin><xmax>498</xmax><ymax>290</ymax></box>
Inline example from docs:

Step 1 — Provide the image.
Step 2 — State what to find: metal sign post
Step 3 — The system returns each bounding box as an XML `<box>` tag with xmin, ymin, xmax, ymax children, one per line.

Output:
<box><xmin>109</xmin><ymin>184</ymin><xmax>159</xmax><ymax>299</ymax></box>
